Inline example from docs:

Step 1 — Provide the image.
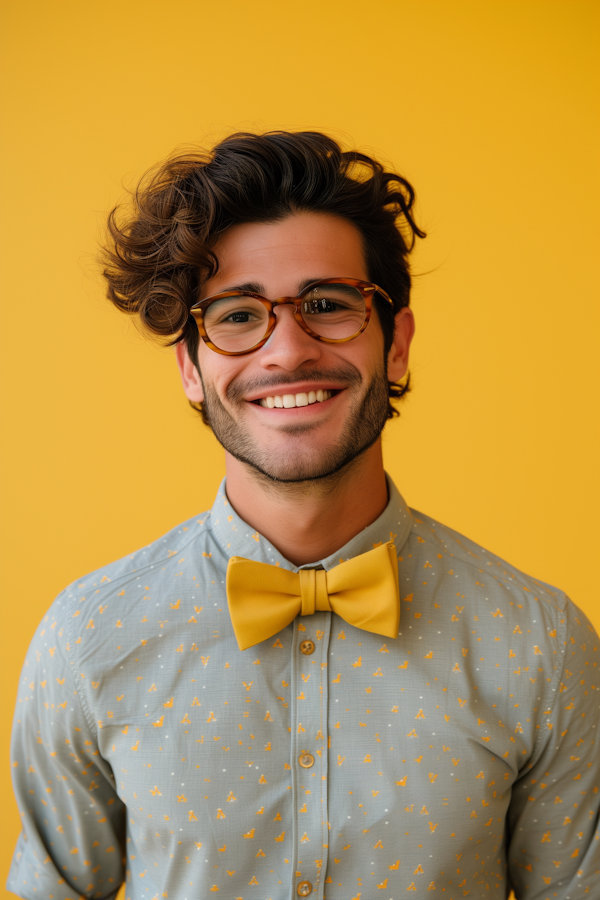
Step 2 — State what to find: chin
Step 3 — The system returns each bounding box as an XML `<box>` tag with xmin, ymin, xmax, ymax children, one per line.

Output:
<box><xmin>234</xmin><ymin>449</ymin><xmax>363</xmax><ymax>485</ymax></box>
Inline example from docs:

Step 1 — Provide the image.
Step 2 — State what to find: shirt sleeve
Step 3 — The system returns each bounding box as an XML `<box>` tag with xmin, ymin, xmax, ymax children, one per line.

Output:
<box><xmin>7</xmin><ymin>596</ymin><xmax>126</xmax><ymax>900</ymax></box>
<box><xmin>506</xmin><ymin>598</ymin><xmax>600</xmax><ymax>899</ymax></box>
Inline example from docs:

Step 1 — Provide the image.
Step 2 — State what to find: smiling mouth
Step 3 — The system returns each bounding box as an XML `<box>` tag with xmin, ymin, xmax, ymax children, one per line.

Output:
<box><xmin>256</xmin><ymin>389</ymin><xmax>334</xmax><ymax>409</ymax></box>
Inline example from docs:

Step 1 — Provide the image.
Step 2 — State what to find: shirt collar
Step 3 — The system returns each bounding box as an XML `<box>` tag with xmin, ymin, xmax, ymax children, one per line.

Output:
<box><xmin>209</xmin><ymin>474</ymin><xmax>413</xmax><ymax>571</ymax></box>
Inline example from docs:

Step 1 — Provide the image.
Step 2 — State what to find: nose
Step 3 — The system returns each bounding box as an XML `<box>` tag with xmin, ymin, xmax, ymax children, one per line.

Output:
<box><xmin>258</xmin><ymin>304</ymin><xmax>322</xmax><ymax>371</ymax></box>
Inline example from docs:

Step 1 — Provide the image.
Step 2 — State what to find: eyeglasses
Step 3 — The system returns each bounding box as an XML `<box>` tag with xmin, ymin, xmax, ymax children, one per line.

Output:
<box><xmin>189</xmin><ymin>278</ymin><xmax>394</xmax><ymax>356</ymax></box>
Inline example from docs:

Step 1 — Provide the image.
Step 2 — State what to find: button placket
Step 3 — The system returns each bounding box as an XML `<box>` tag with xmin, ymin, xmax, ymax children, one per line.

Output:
<box><xmin>290</xmin><ymin>613</ymin><xmax>331</xmax><ymax>900</ymax></box>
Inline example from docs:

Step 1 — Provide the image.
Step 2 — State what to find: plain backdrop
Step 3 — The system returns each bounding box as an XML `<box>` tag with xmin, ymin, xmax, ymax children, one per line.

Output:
<box><xmin>1</xmin><ymin>2</ymin><xmax>598</xmax><ymax>897</ymax></box>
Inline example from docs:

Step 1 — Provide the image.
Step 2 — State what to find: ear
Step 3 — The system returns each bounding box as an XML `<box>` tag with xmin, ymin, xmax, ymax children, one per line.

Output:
<box><xmin>386</xmin><ymin>307</ymin><xmax>415</xmax><ymax>383</ymax></box>
<box><xmin>175</xmin><ymin>342</ymin><xmax>204</xmax><ymax>402</ymax></box>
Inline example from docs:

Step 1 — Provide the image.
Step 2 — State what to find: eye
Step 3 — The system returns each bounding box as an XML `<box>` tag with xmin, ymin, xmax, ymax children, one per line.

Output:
<box><xmin>203</xmin><ymin>295</ymin><xmax>269</xmax><ymax>352</ymax></box>
<box><xmin>225</xmin><ymin>310</ymin><xmax>260</xmax><ymax>323</ymax></box>
<box><xmin>303</xmin><ymin>297</ymin><xmax>339</xmax><ymax>315</ymax></box>
<box><xmin>299</xmin><ymin>283</ymin><xmax>366</xmax><ymax>339</ymax></box>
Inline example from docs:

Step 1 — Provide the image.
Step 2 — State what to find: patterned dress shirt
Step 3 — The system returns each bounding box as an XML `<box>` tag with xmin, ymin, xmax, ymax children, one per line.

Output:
<box><xmin>8</xmin><ymin>477</ymin><xmax>600</xmax><ymax>900</ymax></box>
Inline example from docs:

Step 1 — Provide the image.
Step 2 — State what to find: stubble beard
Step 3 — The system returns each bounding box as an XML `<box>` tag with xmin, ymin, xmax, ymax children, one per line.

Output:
<box><xmin>199</xmin><ymin>362</ymin><xmax>390</xmax><ymax>485</ymax></box>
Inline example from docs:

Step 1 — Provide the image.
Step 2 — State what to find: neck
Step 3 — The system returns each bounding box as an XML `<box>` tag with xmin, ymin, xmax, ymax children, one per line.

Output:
<box><xmin>223</xmin><ymin>441</ymin><xmax>389</xmax><ymax>566</ymax></box>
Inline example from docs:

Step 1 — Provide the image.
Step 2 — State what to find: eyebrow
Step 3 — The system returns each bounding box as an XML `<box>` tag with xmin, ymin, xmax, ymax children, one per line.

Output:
<box><xmin>217</xmin><ymin>277</ymin><xmax>330</xmax><ymax>296</ymax></box>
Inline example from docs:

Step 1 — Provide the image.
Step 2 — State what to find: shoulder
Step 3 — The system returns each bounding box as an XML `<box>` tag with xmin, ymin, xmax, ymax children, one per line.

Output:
<box><xmin>402</xmin><ymin>509</ymin><xmax>599</xmax><ymax>746</ymax></box>
<box><xmin>33</xmin><ymin>510</ymin><xmax>218</xmax><ymax>654</ymax></box>
<box><xmin>402</xmin><ymin>508</ymin><xmax>592</xmax><ymax>659</ymax></box>
<box><xmin>407</xmin><ymin>506</ymin><xmax>569</xmax><ymax>611</ymax></box>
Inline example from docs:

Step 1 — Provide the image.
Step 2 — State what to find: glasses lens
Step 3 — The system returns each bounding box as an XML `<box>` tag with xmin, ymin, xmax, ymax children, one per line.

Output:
<box><xmin>203</xmin><ymin>295</ymin><xmax>269</xmax><ymax>352</ymax></box>
<box><xmin>300</xmin><ymin>283</ymin><xmax>366</xmax><ymax>340</ymax></box>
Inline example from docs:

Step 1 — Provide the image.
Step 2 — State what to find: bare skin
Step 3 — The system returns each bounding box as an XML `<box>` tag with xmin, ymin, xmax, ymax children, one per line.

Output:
<box><xmin>223</xmin><ymin>443</ymin><xmax>390</xmax><ymax>565</ymax></box>
<box><xmin>176</xmin><ymin>212</ymin><xmax>414</xmax><ymax>566</ymax></box>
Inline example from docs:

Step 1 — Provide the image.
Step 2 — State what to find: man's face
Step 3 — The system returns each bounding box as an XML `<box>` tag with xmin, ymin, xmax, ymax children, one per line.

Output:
<box><xmin>177</xmin><ymin>212</ymin><xmax>413</xmax><ymax>483</ymax></box>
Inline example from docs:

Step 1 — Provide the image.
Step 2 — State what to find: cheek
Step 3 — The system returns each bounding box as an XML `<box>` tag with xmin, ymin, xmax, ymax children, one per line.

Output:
<box><xmin>354</xmin><ymin>330</ymin><xmax>386</xmax><ymax>379</ymax></box>
<box><xmin>199</xmin><ymin>351</ymin><xmax>248</xmax><ymax>402</ymax></box>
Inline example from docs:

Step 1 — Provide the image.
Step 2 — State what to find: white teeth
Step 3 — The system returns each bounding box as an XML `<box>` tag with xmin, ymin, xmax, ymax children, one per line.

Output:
<box><xmin>258</xmin><ymin>389</ymin><xmax>332</xmax><ymax>408</ymax></box>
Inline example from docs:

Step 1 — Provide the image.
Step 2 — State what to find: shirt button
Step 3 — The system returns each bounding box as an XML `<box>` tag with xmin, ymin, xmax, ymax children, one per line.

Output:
<box><xmin>298</xmin><ymin>752</ymin><xmax>314</xmax><ymax>768</ymax></box>
<box><xmin>300</xmin><ymin>640</ymin><xmax>315</xmax><ymax>655</ymax></box>
<box><xmin>297</xmin><ymin>881</ymin><xmax>313</xmax><ymax>896</ymax></box>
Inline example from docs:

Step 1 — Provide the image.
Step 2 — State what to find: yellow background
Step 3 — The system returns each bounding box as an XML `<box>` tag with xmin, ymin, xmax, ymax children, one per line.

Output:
<box><xmin>1</xmin><ymin>1</ymin><xmax>598</xmax><ymax>896</ymax></box>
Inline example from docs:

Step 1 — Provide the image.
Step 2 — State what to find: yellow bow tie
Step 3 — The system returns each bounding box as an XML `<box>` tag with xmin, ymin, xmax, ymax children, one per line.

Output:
<box><xmin>226</xmin><ymin>542</ymin><xmax>399</xmax><ymax>650</ymax></box>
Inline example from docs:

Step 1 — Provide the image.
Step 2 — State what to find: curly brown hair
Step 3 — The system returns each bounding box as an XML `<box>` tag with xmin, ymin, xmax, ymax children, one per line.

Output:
<box><xmin>102</xmin><ymin>131</ymin><xmax>425</xmax><ymax>425</ymax></box>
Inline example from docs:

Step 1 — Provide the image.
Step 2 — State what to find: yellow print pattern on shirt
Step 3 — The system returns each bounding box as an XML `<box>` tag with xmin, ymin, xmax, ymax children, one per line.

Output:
<box><xmin>7</xmin><ymin>479</ymin><xmax>600</xmax><ymax>899</ymax></box>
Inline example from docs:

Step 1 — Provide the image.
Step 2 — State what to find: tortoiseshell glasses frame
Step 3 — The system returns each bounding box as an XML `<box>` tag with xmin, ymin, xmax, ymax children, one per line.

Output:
<box><xmin>189</xmin><ymin>278</ymin><xmax>394</xmax><ymax>356</ymax></box>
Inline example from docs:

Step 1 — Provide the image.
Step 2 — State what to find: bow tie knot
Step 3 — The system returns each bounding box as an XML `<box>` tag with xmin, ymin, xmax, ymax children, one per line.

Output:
<box><xmin>226</xmin><ymin>541</ymin><xmax>400</xmax><ymax>650</ymax></box>
<box><xmin>299</xmin><ymin>568</ymin><xmax>332</xmax><ymax>616</ymax></box>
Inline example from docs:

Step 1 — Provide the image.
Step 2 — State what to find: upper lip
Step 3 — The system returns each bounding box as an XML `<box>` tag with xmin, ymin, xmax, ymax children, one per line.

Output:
<box><xmin>244</xmin><ymin>382</ymin><xmax>345</xmax><ymax>402</ymax></box>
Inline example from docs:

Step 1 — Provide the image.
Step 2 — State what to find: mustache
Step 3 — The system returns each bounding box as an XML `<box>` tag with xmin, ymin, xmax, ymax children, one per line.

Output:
<box><xmin>225</xmin><ymin>365</ymin><xmax>363</xmax><ymax>402</ymax></box>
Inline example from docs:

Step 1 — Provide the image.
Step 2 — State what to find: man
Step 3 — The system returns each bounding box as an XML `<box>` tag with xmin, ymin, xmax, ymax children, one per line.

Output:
<box><xmin>8</xmin><ymin>132</ymin><xmax>599</xmax><ymax>900</ymax></box>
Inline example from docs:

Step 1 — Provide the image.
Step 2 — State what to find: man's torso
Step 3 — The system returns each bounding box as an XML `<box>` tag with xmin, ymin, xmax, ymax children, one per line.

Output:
<box><xmin>9</xmin><ymin>479</ymin><xmax>598</xmax><ymax>900</ymax></box>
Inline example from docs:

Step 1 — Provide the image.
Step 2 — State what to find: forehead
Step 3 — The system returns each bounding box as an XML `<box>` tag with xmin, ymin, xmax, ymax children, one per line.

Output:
<box><xmin>205</xmin><ymin>212</ymin><xmax>369</xmax><ymax>296</ymax></box>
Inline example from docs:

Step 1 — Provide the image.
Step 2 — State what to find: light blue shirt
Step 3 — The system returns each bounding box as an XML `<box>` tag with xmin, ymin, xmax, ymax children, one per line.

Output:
<box><xmin>8</xmin><ymin>477</ymin><xmax>600</xmax><ymax>899</ymax></box>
